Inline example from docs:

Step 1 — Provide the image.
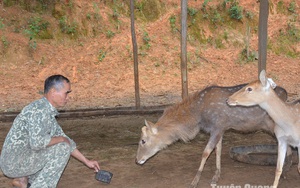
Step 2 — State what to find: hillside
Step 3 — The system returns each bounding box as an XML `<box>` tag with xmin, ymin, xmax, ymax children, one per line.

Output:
<box><xmin>0</xmin><ymin>0</ymin><xmax>299</xmax><ymax>112</ymax></box>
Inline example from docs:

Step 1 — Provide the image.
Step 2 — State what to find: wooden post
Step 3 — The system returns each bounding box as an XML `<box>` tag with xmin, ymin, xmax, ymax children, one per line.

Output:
<box><xmin>130</xmin><ymin>0</ymin><xmax>140</xmax><ymax>109</ymax></box>
<box><xmin>181</xmin><ymin>0</ymin><xmax>188</xmax><ymax>99</ymax></box>
<box><xmin>258</xmin><ymin>0</ymin><xmax>269</xmax><ymax>77</ymax></box>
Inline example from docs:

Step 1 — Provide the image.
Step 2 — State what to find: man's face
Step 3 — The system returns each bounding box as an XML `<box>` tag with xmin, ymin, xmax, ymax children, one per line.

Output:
<box><xmin>51</xmin><ymin>81</ymin><xmax>72</xmax><ymax>108</ymax></box>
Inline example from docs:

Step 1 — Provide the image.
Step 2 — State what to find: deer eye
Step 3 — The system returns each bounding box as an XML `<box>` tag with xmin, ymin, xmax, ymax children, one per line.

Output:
<box><xmin>141</xmin><ymin>139</ymin><xmax>146</xmax><ymax>144</ymax></box>
<box><xmin>246</xmin><ymin>87</ymin><xmax>252</xmax><ymax>92</ymax></box>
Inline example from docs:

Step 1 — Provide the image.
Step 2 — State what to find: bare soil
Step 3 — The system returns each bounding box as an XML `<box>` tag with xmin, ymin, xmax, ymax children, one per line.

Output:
<box><xmin>0</xmin><ymin>1</ymin><xmax>299</xmax><ymax>113</ymax></box>
<box><xmin>0</xmin><ymin>0</ymin><xmax>300</xmax><ymax>188</ymax></box>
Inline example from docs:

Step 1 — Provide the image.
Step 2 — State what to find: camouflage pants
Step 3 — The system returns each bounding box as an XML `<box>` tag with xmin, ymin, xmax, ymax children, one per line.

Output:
<box><xmin>1</xmin><ymin>142</ymin><xmax>71</xmax><ymax>188</ymax></box>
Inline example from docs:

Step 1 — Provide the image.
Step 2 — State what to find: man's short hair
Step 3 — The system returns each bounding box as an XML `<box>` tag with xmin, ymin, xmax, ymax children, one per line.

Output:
<box><xmin>44</xmin><ymin>75</ymin><xmax>70</xmax><ymax>94</ymax></box>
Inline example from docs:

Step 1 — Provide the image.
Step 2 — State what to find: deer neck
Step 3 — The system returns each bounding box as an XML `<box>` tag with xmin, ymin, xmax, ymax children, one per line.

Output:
<box><xmin>259</xmin><ymin>91</ymin><xmax>299</xmax><ymax>139</ymax></box>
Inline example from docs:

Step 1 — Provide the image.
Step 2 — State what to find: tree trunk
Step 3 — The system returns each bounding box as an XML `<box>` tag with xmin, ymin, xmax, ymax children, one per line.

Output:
<box><xmin>180</xmin><ymin>0</ymin><xmax>188</xmax><ymax>99</ymax></box>
<box><xmin>130</xmin><ymin>0</ymin><xmax>140</xmax><ymax>109</ymax></box>
<box><xmin>258</xmin><ymin>0</ymin><xmax>269</xmax><ymax>77</ymax></box>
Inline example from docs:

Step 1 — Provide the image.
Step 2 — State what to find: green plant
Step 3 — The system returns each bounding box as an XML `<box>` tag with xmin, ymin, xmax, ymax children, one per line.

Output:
<box><xmin>138</xmin><ymin>51</ymin><xmax>148</xmax><ymax>57</ymax></box>
<box><xmin>287</xmin><ymin>23</ymin><xmax>300</xmax><ymax>42</ymax></box>
<box><xmin>214</xmin><ymin>37</ymin><xmax>224</xmax><ymax>49</ymax></box>
<box><xmin>112</xmin><ymin>8</ymin><xmax>120</xmax><ymax>19</ymax></box>
<box><xmin>93</xmin><ymin>2</ymin><xmax>100</xmax><ymax>12</ymax></box>
<box><xmin>25</xmin><ymin>17</ymin><xmax>50</xmax><ymax>40</ymax></box>
<box><xmin>92</xmin><ymin>2</ymin><xmax>102</xmax><ymax>21</ymax></box>
<box><xmin>223</xmin><ymin>31</ymin><xmax>229</xmax><ymax>41</ymax></box>
<box><xmin>86</xmin><ymin>13</ymin><xmax>92</xmax><ymax>20</ymax></box>
<box><xmin>135</xmin><ymin>1</ymin><xmax>144</xmax><ymax>12</ymax></box>
<box><xmin>110</xmin><ymin>7</ymin><xmax>121</xmax><ymax>31</ymax></box>
<box><xmin>269</xmin><ymin>20</ymin><xmax>300</xmax><ymax>58</ymax></box>
<box><xmin>59</xmin><ymin>16</ymin><xmax>77</xmax><ymax>36</ymax></box>
<box><xmin>187</xmin><ymin>7</ymin><xmax>198</xmax><ymax>17</ymax></box>
<box><xmin>0</xmin><ymin>19</ymin><xmax>4</xmax><ymax>29</ymax></box>
<box><xmin>154</xmin><ymin>62</ymin><xmax>160</xmax><ymax>67</ymax></box>
<box><xmin>1</xmin><ymin>36</ymin><xmax>10</xmax><ymax>49</ymax></box>
<box><xmin>134</xmin><ymin>0</ymin><xmax>163</xmax><ymax>22</ymax></box>
<box><xmin>288</xmin><ymin>1</ymin><xmax>296</xmax><ymax>13</ymax></box>
<box><xmin>106</xmin><ymin>30</ymin><xmax>115</xmax><ymax>38</ymax></box>
<box><xmin>97</xmin><ymin>49</ymin><xmax>106</xmax><ymax>62</ymax></box>
<box><xmin>67</xmin><ymin>23</ymin><xmax>77</xmax><ymax>35</ymax></box>
<box><xmin>211</xmin><ymin>10</ymin><xmax>222</xmax><ymax>25</ymax></box>
<box><xmin>29</xmin><ymin>40</ymin><xmax>37</xmax><ymax>53</ymax></box>
<box><xmin>169</xmin><ymin>15</ymin><xmax>177</xmax><ymax>32</ymax></box>
<box><xmin>201</xmin><ymin>0</ymin><xmax>211</xmax><ymax>13</ymax></box>
<box><xmin>229</xmin><ymin>1</ymin><xmax>243</xmax><ymax>21</ymax></box>
<box><xmin>67</xmin><ymin>0</ymin><xmax>74</xmax><ymax>8</ymax></box>
<box><xmin>245</xmin><ymin>11</ymin><xmax>254</xmax><ymax>19</ymax></box>
<box><xmin>3</xmin><ymin>0</ymin><xmax>52</xmax><ymax>12</ymax></box>
<box><xmin>238</xmin><ymin>48</ymin><xmax>256</xmax><ymax>63</ymax></box>
<box><xmin>142</xmin><ymin>31</ymin><xmax>151</xmax><ymax>50</ymax></box>
<box><xmin>276</xmin><ymin>0</ymin><xmax>287</xmax><ymax>14</ymax></box>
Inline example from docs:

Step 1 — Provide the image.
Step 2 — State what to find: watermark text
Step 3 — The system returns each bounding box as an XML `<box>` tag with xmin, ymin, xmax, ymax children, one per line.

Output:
<box><xmin>211</xmin><ymin>184</ymin><xmax>273</xmax><ymax>188</ymax></box>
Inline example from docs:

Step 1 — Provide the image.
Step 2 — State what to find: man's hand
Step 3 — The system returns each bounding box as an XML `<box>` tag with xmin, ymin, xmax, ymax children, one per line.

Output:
<box><xmin>85</xmin><ymin>160</ymin><xmax>100</xmax><ymax>172</ymax></box>
<box><xmin>71</xmin><ymin>149</ymin><xmax>101</xmax><ymax>172</ymax></box>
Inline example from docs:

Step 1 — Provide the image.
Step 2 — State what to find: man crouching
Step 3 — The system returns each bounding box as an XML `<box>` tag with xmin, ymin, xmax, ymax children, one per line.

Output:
<box><xmin>0</xmin><ymin>75</ymin><xmax>100</xmax><ymax>188</ymax></box>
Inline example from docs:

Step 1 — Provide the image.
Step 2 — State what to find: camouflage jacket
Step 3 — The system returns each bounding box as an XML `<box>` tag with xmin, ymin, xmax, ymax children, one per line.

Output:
<box><xmin>0</xmin><ymin>97</ymin><xmax>76</xmax><ymax>164</ymax></box>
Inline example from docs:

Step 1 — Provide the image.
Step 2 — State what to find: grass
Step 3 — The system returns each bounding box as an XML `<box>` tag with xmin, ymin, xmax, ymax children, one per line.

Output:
<box><xmin>3</xmin><ymin>0</ymin><xmax>52</xmax><ymax>12</ymax></box>
<box><xmin>268</xmin><ymin>17</ymin><xmax>300</xmax><ymax>58</ymax></box>
<box><xmin>1</xmin><ymin>36</ymin><xmax>10</xmax><ymax>55</ymax></box>
<box><xmin>0</xmin><ymin>19</ymin><xmax>5</xmax><ymax>29</ymax></box>
<box><xmin>142</xmin><ymin>31</ymin><xmax>151</xmax><ymax>50</ymax></box>
<box><xmin>169</xmin><ymin>15</ymin><xmax>177</xmax><ymax>33</ymax></box>
<box><xmin>59</xmin><ymin>16</ymin><xmax>78</xmax><ymax>37</ymax></box>
<box><xmin>25</xmin><ymin>17</ymin><xmax>52</xmax><ymax>40</ymax></box>
<box><xmin>1</xmin><ymin>36</ymin><xmax>9</xmax><ymax>49</ymax></box>
<box><xmin>186</xmin><ymin>0</ymin><xmax>256</xmax><ymax>47</ymax></box>
<box><xmin>97</xmin><ymin>49</ymin><xmax>107</xmax><ymax>63</ymax></box>
<box><xmin>134</xmin><ymin>0</ymin><xmax>164</xmax><ymax>22</ymax></box>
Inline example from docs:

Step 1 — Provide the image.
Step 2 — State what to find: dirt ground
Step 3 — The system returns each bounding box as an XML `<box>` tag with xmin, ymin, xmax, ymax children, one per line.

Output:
<box><xmin>0</xmin><ymin>114</ymin><xmax>300</xmax><ymax>188</ymax></box>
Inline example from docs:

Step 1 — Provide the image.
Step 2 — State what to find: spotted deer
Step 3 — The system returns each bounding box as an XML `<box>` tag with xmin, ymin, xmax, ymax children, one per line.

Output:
<box><xmin>136</xmin><ymin>83</ymin><xmax>288</xmax><ymax>188</ymax></box>
<box><xmin>227</xmin><ymin>70</ymin><xmax>300</xmax><ymax>188</ymax></box>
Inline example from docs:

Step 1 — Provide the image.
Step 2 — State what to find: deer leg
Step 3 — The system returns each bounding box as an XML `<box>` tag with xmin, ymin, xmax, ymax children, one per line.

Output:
<box><xmin>211</xmin><ymin>136</ymin><xmax>223</xmax><ymax>185</ymax></box>
<box><xmin>189</xmin><ymin>133</ymin><xmax>222</xmax><ymax>188</ymax></box>
<box><xmin>273</xmin><ymin>139</ymin><xmax>287</xmax><ymax>188</ymax></box>
<box><xmin>282</xmin><ymin>146</ymin><xmax>293</xmax><ymax>179</ymax></box>
<box><xmin>297</xmin><ymin>146</ymin><xmax>300</xmax><ymax>174</ymax></box>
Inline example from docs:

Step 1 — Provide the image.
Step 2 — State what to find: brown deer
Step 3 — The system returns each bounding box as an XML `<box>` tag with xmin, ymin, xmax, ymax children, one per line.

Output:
<box><xmin>227</xmin><ymin>70</ymin><xmax>300</xmax><ymax>188</ymax></box>
<box><xmin>136</xmin><ymin>83</ymin><xmax>288</xmax><ymax>188</ymax></box>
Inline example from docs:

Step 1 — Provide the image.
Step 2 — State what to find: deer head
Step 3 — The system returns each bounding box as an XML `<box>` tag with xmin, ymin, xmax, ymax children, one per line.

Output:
<box><xmin>227</xmin><ymin>70</ymin><xmax>276</xmax><ymax>107</ymax></box>
<box><xmin>135</xmin><ymin>120</ymin><xmax>165</xmax><ymax>165</ymax></box>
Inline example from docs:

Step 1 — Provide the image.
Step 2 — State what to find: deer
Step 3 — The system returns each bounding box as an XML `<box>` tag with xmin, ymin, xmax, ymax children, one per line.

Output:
<box><xmin>135</xmin><ymin>83</ymin><xmax>288</xmax><ymax>188</ymax></box>
<box><xmin>227</xmin><ymin>70</ymin><xmax>300</xmax><ymax>188</ymax></box>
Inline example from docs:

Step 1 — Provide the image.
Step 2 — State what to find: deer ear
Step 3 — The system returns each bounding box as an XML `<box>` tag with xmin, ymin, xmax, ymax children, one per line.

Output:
<box><xmin>145</xmin><ymin>119</ymin><xmax>151</xmax><ymax>128</ymax></box>
<box><xmin>142</xmin><ymin>126</ymin><xmax>148</xmax><ymax>136</ymax></box>
<box><xmin>259</xmin><ymin>69</ymin><xmax>269</xmax><ymax>88</ymax></box>
<box><xmin>144</xmin><ymin>120</ymin><xmax>158</xmax><ymax>135</ymax></box>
